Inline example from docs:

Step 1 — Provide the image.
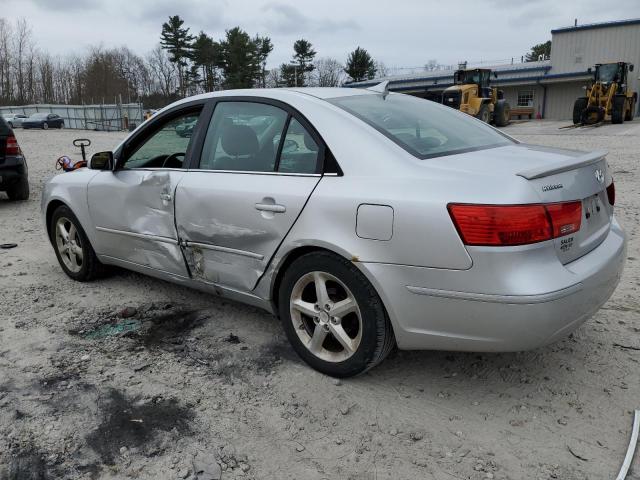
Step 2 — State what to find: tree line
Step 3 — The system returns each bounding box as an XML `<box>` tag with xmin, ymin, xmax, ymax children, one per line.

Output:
<box><xmin>0</xmin><ymin>15</ymin><xmax>382</xmax><ymax>108</ymax></box>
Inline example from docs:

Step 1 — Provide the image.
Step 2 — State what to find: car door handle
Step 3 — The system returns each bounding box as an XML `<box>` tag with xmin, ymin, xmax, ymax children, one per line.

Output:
<box><xmin>255</xmin><ymin>203</ymin><xmax>286</xmax><ymax>213</ymax></box>
<box><xmin>160</xmin><ymin>193</ymin><xmax>172</xmax><ymax>202</ymax></box>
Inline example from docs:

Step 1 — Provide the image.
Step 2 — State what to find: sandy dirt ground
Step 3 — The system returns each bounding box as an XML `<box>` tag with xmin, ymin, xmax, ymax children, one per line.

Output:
<box><xmin>0</xmin><ymin>121</ymin><xmax>639</xmax><ymax>480</ymax></box>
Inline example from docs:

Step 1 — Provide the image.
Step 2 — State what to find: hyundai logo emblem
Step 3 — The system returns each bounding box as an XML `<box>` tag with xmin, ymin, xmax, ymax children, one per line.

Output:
<box><xmin>594</xmin><ymin>169</ymin><xmax>604</xmax><ymax>184</ymax></box>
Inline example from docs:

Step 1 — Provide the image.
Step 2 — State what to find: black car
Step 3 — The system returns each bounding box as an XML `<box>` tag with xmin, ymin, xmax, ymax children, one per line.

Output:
<box><xmin>22</xmin><ymin>112</ymin><xmax>64</xmax><ymax>129</ymax></box>
<box><xmin>0</xmin><ymin>116</ymin><xmax>29</xmax><ymax>200</ymax></box>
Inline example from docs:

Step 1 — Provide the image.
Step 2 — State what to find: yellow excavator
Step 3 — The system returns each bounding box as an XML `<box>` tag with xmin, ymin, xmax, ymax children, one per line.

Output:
<box><xmin>441</xmin><ymin>68</ymin><xmax>511</xmax><ymax>127</ymax></box>
<box><xmin>573</xmin><ymin>62</ymin><xmax>637</xmax><ymax>125</ymax></box>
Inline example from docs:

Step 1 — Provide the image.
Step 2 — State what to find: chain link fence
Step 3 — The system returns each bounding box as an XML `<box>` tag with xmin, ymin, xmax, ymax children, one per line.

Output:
<box><xmin>0</xmin><ymin>103</ymin><xmax>145</xmax><ymax>131</ymax></box>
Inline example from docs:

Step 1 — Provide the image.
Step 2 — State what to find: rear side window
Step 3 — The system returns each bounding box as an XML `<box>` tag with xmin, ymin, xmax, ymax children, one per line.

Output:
<box><xmin>277</xmin><ymin>119</ymin><xmax>319</xmax><ymax>174</ymax></box>
<box><xmin>200</xmin><ymin>102</ymin><xmax>288</xmax><ymax>172</ymax></box>
<box><xmin>328</xmin><ymin>93</ymin><xmax>513</xmax><ymax>159</ymax></box>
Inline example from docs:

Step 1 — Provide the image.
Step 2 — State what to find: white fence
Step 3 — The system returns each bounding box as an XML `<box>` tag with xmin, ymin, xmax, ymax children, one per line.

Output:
<box><xmin>0</xmin><ymin>103</ymin><xmax>144</xmax><ymax>131</ymax></box>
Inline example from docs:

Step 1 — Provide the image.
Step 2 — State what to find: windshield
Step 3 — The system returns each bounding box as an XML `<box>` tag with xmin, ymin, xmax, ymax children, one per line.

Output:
<box><xmin>329</xmin><ymin>93</ymin><xmax>513</xmax><ymax>159</ymax></box>
<box><xmin>597</xmin><ymin>64</ymin><xmax>621</xmax><ymax>83</ymax></box>
<box><xmin>30</xmin><ymin>113</ymin><xmax>48</xmax><ymax>119</ymax></box>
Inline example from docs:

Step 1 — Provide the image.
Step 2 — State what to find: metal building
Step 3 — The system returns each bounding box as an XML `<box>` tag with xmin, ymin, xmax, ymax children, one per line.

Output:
<box><xmin>345</xmin><ymin>18</ymin><xmax>640</xmax><ymax>120</ymax></box>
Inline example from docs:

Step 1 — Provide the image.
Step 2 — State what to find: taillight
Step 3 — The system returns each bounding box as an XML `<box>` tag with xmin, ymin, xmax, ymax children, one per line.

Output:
<box><xmin>606</xmin><ymin>181</ymin><xmax>615</xmax><ymax>206</ymax></box>
<box><xmin>448</xmin><ymin>201</ymin><xmax>582</xmax><ymax>247</ymax></box>
<box><xmin>5</xmin><ymin>134</ymin><xmax>21</xmax><ymax>156</ymax></box>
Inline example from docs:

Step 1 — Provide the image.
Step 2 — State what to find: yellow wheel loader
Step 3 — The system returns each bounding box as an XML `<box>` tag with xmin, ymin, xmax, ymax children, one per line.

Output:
<box><xmin>441</xmin><ymin>68</ymin><xmax>511</xmax><ymax>127</ymax></box>
<box><xmin>573</xmin><ymin>62</ymin><xmax>637</xmax><ymax>125</ymax></box>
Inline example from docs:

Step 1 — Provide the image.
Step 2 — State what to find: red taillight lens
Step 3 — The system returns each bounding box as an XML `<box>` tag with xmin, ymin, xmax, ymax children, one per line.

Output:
<box><xmin>448</xmin><ymin>201</ymin><xmax>582</xmax><ymax>247</ymax></box>
<box><xmin>545</xmin><ymin>201</ymin><xmax>582</xmax><ymax>238</ymax></box>
<box><xmin>606</xmin><ymin>181</ymin><xmax>615</xmax><ymax>206</ymax></box>
<box><xmin>5</xmin><ymin>134</ymin><xmax>21</xmax><ymax>156</ymax></box>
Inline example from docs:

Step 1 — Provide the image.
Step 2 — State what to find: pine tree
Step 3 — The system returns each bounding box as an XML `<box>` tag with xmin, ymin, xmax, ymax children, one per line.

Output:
<box><xmin>219</xmin><ymin>27</ymin><xmax>262</xmax><ymax>89</ymax></box>
<box><xmin>160</xmin><ymin>15</ymin><xmax>195</xmax><ymax>96</ymax></box>
<box><xmin>345</xmin><ymin>47</ymin><xmax>377</xmax><ymax>82</ymax></box>
<box><xmin>192</xmin><ymin>31</ymin><xmax>222</xmax><ymax>92</ymax></box>
<box><xmin>280</xmin><ymin>39</ymin><xmax>316</xmax><ymax>87</ymax></box>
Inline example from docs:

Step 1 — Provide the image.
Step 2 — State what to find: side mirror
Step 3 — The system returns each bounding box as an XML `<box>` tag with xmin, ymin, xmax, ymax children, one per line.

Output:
<box><xmin>629</xmin><ymin>64</ymin><xmax>634</xmax><ymax>72</ymax></box>
<box><xmin>89</xmin><ymin>151</ymin><xmax>113</xmax><ymax>170</ymax></box>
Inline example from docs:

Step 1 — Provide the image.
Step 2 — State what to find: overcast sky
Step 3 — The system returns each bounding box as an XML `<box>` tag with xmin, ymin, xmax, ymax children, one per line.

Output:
<box><xmin>1</xmin><ymin>0</ymin><xmax>639</xmax><ymax>71</ymax></box>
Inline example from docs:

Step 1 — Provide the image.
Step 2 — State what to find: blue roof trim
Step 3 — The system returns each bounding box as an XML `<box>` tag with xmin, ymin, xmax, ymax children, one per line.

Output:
<box><xmin>344</xmin><ymin>65</ymin><xmax>552</xmax><ymax>88</ymax></box>
<box><xmin>378</xmin><ymin>70</ymin><xmax>591</xmax><ymax>93</ymax></box>
<box><xmin>552</xmin><ymin>18</ymin><xmax>640</xmax><ymax>34</ymax></box>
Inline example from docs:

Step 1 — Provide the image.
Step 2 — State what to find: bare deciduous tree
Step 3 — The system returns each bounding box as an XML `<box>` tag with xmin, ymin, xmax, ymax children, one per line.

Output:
<box><xmin>312</xmin><ymin>57</ymin><xmax>345</xmax><ymax>87</ymax></box>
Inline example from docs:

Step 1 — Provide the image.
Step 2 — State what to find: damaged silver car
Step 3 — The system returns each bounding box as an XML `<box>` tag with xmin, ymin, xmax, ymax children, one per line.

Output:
<box><xmin>42</xmin><ymin>87</ymin><xmax>626</xmax><ymax>377</ymax></box>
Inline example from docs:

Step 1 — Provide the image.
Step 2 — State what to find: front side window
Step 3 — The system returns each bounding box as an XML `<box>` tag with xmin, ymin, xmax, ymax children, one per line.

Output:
<box><xmin>329</xmin><ymin>93</ymin><xmax>513</xmax><ymax>159</ymax></box>
<box><xmin>200</xmin><ymin>102</ymin><xmax>288</xmax><ymax>172</ymax></box>
<box><xmin>122</xmin><ymin>110</ymin><xmax>201</xmax><ymax>169</ymax></box>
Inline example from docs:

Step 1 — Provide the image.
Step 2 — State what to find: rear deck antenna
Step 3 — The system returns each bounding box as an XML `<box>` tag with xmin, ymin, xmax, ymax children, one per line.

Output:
<box><xmin>367</xmin><ymin>80</ymin><xmax>390</xmax><ymax>99</ymax></box>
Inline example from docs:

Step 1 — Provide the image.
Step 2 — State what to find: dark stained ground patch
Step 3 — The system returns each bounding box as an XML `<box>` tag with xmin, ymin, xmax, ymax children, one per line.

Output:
<box><xmin>86</xmin><ymin>388</ymin><xmax>194</xmax><ymax>465</ymax></box>
<box><xmin>6</xmin><ymin>447</ymin><xmax>48</xmax><ymax>480</ymax></box>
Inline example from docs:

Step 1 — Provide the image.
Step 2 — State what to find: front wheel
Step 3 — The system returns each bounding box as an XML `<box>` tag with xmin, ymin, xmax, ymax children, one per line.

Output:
<box><xmin>278</xmin><ymin>251</ymin><xmax>395</xmax><ymax>377</ymax></box>
<box><xmin>50</xmin><ymin>205</ymin><xmax>103</xmax><ymax>281</ymax></box>
<box><xmin>42</xmin><ymin>122</ymin><xmax>49</xmax><ymax>130</ymax></box>
<box><xmin>476</xmin><ymin>104</ymin><xmax>490</xmax><ymax>123</ymax></box>
<box><xmin>611</xmin><ymin>96</ymin><xmax>626</xmax><ymax>124</ymax></box>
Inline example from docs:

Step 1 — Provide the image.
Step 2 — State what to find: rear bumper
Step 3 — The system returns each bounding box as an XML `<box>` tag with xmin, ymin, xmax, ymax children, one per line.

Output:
<box><xmin>0</xmin><ymin>156</ymin><xmax>28</xmax><ymax>188</ymax></box>
<box><xmin>360</xmin><ymin>218</ymin><xmax>626</xmax><ymax>351</ymax></box>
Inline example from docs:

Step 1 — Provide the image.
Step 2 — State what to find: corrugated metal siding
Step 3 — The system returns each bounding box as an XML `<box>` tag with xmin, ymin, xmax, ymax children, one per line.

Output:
<box><xmin>551</xmin><ymin>23</ymin><xmax>640</xmax><ymax>98</ymax></box>
<box><xmin>544</xmin><ymin>82</ymin><xmax>585</xmax><ymax>120</ymax></box>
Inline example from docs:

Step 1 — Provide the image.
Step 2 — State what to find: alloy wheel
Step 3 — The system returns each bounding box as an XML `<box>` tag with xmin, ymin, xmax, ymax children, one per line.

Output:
<box><xmin>289</xmin><ymin>271</ymin><xmax>363</xmax><ymax>363</ymax></box>
<box><xmin>55</xmin><ymin>217</ymin><xmax>83</xmax><ymax>273</ymax></box>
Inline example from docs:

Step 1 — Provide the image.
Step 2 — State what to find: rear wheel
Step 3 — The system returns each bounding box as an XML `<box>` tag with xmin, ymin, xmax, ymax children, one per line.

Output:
<box><xmin>278</xmin><ymin>251</ymin><xmax>395</xmax><ymax>377</ymax></box>
<box><xmin>6</xmin><ymin>177</ymin><xmax>29</xmax><ymax>201</ymax></box>
<box><xmin>612</xmin><ymin>96</ymin><xmax>626</xmax><ymax>124</ymax></box>
<box><xmin>59</xmin><ymin>122</ymin><xmax>64</xmax><ymax>129</ymax></box>
<box><xmin>476</xmin><ymin>104</ymin><xmax>490</xmax><ymax>123</ymax></box>
<box><xmin>50</xmin><ymin>205</ymin><xmax>103</xmax><ymax>281</ymax></box>
<box><xmin>573</xmin><ymin>97</ymin><xmax>588</xmax><ymax>124</ymax></box>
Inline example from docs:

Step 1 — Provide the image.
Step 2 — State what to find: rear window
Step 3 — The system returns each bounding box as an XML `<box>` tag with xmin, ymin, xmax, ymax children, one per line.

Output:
<box><xmin>328</xmin><ymin>93</ymin><xmax>514</xmax><ymax>159</ymax></box>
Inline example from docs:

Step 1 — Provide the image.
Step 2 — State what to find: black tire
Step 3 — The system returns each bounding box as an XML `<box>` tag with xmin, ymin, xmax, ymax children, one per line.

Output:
<box><xmin>42</xmin><ymin>122</ymin><xmax>49</xmax><ymax>130</ymax></box>
<box><xmin>493</xmin><ymin>100</ymin><xmax>510</xmax><ymax>127</ymax></box>
<box><xmin>573</xmin><ymin>97</ymin><xmax>588</xmax><ymax>124</ymax></box>
<box><xmin>50</xmin><ymin>205</ymin><xmax>103</xmax><ymax>281</ymax></box>
<box><xmin>612</xmin><ymin>96</ymin><xmax>625</xmax><ymax>124</ymax></box>
<box><xmin>476</xmin><ymin>104</ymin><xmax>490</xmax><ymax>123</ymax></box>
<box><xmin>624</xmin><ymin>98</ymin><xmax>635</xmax><ymax>121</ymax></box>
<box><xmin>6</xmin><ymin>177</ymin><xmax>29</xmax><ymax>201</ymax></box>
<box><xmin>278</xmin><ymin>251</ymin><xmax>395</xmax><ymax>378</ymax></box>
<box><xmin>59</xmin><ymin>122</ymin><xmax>64</xmax><ymax>129</ymax></box>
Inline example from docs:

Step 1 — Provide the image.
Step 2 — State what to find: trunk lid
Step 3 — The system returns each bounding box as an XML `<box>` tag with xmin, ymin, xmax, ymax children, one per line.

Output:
<box><xmin>430</xmin><ymin>144</ymin><xmax>612</xmax><ymax>263</ymax></box>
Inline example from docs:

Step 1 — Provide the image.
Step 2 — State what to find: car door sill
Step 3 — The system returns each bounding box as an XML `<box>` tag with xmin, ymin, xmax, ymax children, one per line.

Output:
<box><xmin>98</xmin><ymin>254</ymin><xmax>273</xmax><ymax>313</ymax></box>
<box><xmin>96</xmin><ymin>226</ymin><xmax>178</xmax><ymax>245</ymax></box>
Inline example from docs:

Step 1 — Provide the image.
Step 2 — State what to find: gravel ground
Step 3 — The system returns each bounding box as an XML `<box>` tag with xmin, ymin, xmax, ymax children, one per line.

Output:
<box><xmin>0</xmin><ymin>122</ymin><xmax>639</xmax><ymax>480</ymax></box>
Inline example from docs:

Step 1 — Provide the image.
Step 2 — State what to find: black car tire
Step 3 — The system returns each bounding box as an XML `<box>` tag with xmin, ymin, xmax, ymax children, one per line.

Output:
<box><xmin>59</xmin><ymin>122</ymin><xmax>64</xmax><ymax>129</ymax></box>
<box><xmin>42</xmin><ymin>122</ymin><xmax>49</xmax><ymax>130</ymax></box>
<box><xmin>6</xmin><ymin>177</ymin><xmax>29</xmax><ymax>201</ymax></box>
<box><xmin>50</xmin><ymin>205</ymin><xmax>103</xmax><ymax>282</ymax></box>
<box><xmin>278</xmin><ymin>251</ymin><xmax>395</xmax><ymax>378</ymax></box>
<box><xmin>7</xmin><ymin>122</ymin><xmax>13</xmax><ymax>128</ymax></box>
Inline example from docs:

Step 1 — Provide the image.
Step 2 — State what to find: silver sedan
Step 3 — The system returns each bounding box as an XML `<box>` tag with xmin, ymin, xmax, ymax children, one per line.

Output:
<box><xmin>41</xmin><ymin>87</ymin><xmax>626</xmax><ymax>377</ymax></box>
